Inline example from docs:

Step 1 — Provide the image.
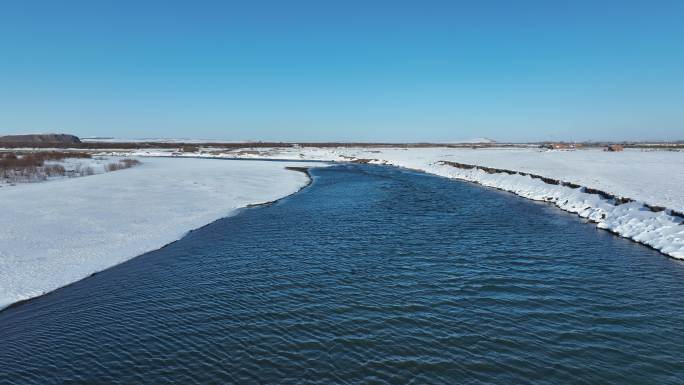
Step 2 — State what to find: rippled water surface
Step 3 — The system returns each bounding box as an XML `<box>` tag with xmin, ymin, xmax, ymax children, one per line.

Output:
<box><xmin>2</xmin><ymin>164</ymin><xmax>684</xmax><ymax>384</ymax></box>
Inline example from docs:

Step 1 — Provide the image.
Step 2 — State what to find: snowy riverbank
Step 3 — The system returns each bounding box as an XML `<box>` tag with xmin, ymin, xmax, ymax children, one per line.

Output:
<box><xmin>3</xmin><ymin>147</ymin><xmax>682</xmax><ymax>310</ymax></box>
<box><xmin>0</xmin><ymin>158</ymin><xmax>324</xmax><ymax>310</ymax></box>
<box><xmin>129</xmin><ymin>147</ymin><xmax>684</xmax><ymax>259</ymax></box>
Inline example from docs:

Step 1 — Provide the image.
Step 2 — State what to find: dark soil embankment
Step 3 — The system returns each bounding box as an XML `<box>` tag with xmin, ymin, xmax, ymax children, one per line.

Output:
<box><xmin>0</xmin><ymin>134</ymin><xmax>81</xmax><ymax>144</ymax></box>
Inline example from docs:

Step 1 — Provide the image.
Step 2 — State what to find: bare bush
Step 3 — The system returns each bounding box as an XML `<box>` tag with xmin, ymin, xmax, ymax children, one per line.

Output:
<box><xmin>181</xmin><ymin>145</ymin><xmax>200</xmax><ymax>152</ymax></box>
<box><xmin>0</xmin><ymin>151</ymin><xmax>91</xmax><ymax>169</ymax></box>
<box><xmin>104</xmin><ymin>158</ymin><xmax>140</xmax><ymax>172</ymax></box>
<box><xmin>1</xmin><ymin>151</ymin><xmax>92</xmax><ymax>183</ymax></box>
<box><xmin>105</xmin><ymin>162</ymin><xmax>122</xmax><ymax>172</ymax></box>
<box><xmin>0</xmin><ymin>151</ymin><xmax>141</xmax><ymax>183</ymax></box>
<box><xmin>120</xmin><ymin>158</ymin><xmax>141</xmax><ymax>168</ymax></box>
<box><xmin>44</xmin><ymin>164</ymin><xmax>66</xmax><ymax>176</ymax></box>
<box><xmin>80</xmin><ymin>166</ymin><xmax>95</xmax><ymax>176</ymax></box>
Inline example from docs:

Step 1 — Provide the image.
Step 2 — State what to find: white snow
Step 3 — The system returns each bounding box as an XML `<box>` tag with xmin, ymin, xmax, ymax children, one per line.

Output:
<box><xmin>129</xmin><ymin>147</ymin><xmax>684</xmax><ymax>210</ymax></box>
<box><xmin>0</xmin><ymin>157</ymin><xmax>324</xmax><ymax>310</ymax></box>
<box><xmin>214</xmin><ymin>147</ymin><xmax>683</xmax><ymax>211</ymax></box>
<box><xmin>1</xmin><ymin>155</ymin><xmax>140</xmax><ymax>186</ymax></box>
<box><xmin>3</xmin><ymin>146</ymin><xmax>683</xmax><ymax>311</ymax></box>
<box><xmin>128</xmin><ymin>146</ymin><xmax>684</xmax><ymax>259</ymax></box>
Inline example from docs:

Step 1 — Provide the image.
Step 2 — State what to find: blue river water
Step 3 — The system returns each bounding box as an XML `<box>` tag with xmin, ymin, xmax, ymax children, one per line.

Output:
<box><xmin>2</xmin><ymin>164</ymin><xmax>684</xmax><ymax>384</ymax></box>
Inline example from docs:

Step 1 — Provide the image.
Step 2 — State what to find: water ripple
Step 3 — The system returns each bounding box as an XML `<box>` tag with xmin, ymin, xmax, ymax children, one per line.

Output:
<box><xmin>2</xmin><ymin>164</ymin><xmax>684</xmax><ymax>384</ymax></box>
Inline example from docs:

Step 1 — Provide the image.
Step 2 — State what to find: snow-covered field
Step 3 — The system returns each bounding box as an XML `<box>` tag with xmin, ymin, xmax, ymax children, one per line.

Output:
<box><xmin>130</xmin><ymin>147</ymin><xmax>684</xmax><ymax>211</ymax></box>
<box><xmin>0</xmin><ymin>157</ymin><xmax>323</xmax><ymax>310</ymax></box>
<box><xmin>1</xmin><ymin>154</ymin><xmax>139</xmax><ymax>186</ymax></box>
<box><xmin>2</xmin><ymin>146</ymin><xmax>682</xmax><ymax>310</ymax></box>
<box><xmin>129</xmin><ymin>146</ymin><xmax>684</xmax><ymax>259</ymax></box>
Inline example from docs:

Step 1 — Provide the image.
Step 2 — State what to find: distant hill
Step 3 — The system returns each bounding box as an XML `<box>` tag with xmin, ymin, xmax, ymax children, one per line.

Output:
<box><xmin>0</xmin><ymin>133</ymin><xmax>81</xmax><ymax>144</ymax></box>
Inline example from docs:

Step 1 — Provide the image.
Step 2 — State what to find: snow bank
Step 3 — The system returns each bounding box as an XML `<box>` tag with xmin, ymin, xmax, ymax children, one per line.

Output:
<box><xmin>129</xmin><ymin>147</ymin><xmax>684</xmax><ymax>259</ymax></box>
<box><xmin>130</xmin><ymin>147</ymin><xmax>684</xmax><ymax>210</ymax></box>
<box><xmin>0</xmin><ymin>157</ymin><xmax>324</xmax><ymax>310</ymax></box>
<box><xmin>418</xmin><ymin>162</ymin><xmax>684</xmax><ymax>259</ymax></box>
<box><xmin>351</xmin><ymin>148</ymin><xmax>684</xmax><ymax>259</ymax></box>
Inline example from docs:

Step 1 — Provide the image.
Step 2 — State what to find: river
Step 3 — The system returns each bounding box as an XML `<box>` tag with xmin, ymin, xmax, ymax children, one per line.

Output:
<box><xmin>2</xmin><ymin>164</ymin><xmax>684</xmax><ymax>384</ymax></box>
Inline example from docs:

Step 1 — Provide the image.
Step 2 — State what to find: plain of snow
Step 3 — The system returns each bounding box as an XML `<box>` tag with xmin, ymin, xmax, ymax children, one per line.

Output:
<box><xmin>216</xmin><ymin>147</ymin><xmax>684</xmax><ymax>213</ymax></box>
<box><xmin>0</xmin><ymin>157</ymin><xmax>323</xmax><ymax>310</ymax></box>
<box><xmin>130</xmin><ymin>147</ymin><xmax>684</xmax><ymax>212</ymax></box>
<box><xmin>3</xmin><ymin>146</ymin><xmax>682</xmax><ymax>311</ymax></box>
<box><xmin>130</xmin><ymin>146</ymin><xmax>684</xmax><ymax>258</ymax></box>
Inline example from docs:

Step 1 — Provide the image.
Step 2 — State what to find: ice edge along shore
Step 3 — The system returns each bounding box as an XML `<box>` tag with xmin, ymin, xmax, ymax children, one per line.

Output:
<box><xmin>365</xmin><ymin>158</ymin><xmax>684</xmax><ymax>259</ymax></box>
<box><xmin>0</xmin><ymin>159</ymin><xmax>323</xmax><ymax>311</ymax></box>
<box><xmin>2</xmin><ymin>151</ymin><xmax>682</xmax><ymax>311</ymax></box>
<box><xmin>130</xmin><ymin>148</ymin><xmax>683</xmax><ymax>259</ymax></box>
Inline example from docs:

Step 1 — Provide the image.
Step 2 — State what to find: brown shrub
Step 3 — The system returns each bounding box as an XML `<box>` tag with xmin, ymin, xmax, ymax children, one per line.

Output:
<box><xmin>105</xmin><ymin>162</ymin><xmax>122</xmax><ymax>172</ymax></box>
<box><xmin>80</xmin><ymin>166</ymin><xmax>95</xmax><ymax>176</ymax></box>
<box><xmin>0</xmin><ymin>151</ymin><xmax>139</xmax><ymax>182</ymax></box>
<box><xmin>104</xmin><ymin>158</ymin><xmax>140</xmax><ymax>172</ymax></box>
<box><xmin>0</xmin><ymin>151</ymin><xmax>92</xmax><ymax>170</ymax></box>
<box><xmin>120</xmin><ymin>158</ymin><xmax>141</xmax><ymax>168</ymax></box>
<box><xmin>44</xmin><ymin>164</ymin><xmax>66</xmax><ymax>176</ymax></box>
<box><xmin>181</xmin><ymin>145</ymin><xmax>200</xmax><ymax>152</ymax></box>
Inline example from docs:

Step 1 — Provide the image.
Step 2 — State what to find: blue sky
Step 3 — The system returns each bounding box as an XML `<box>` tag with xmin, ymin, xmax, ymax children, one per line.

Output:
<box><xmin>0</xmin><ymin>0</ymin><xmax>682</xmax><ymax>142</ymax></box>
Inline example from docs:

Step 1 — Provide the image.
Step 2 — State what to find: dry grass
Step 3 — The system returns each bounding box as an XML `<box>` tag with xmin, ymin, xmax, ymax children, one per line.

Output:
<box><xmin>80</xmin><ymin>166</ymin><xmax>95</xmax><ymax>176</ymax></box>
<box><xmin>120</xmin><ymin>158</ymin><xmax>141</xmax><ymax>168</ymax></box>
<box><xmin>105</xmin><ymin>158</ymin><xmax>141</xmax><ymax>172</ymax></box>
<box><xmin>1</xmin><ymin>151</ymin><xmax>92</xmax><ymax>183</ymax></box>
<box><xmin>0</xmin><ymin>151</ymin><xmax>90</xmax><ymax>169</ymax></box>
<box><xmin>180</xmin><ymin>144</ymin><xmax>200</xmax><ymax>152</ymax></box>
<box><xmin>1</xmin><ymin>151</ymin><xmax>141</xmax><ymax>184</ymax></box>
<box><xmin>43</xmin><ymin>164</ymin><xmax>66</xmax><ymax>176</ymax></box>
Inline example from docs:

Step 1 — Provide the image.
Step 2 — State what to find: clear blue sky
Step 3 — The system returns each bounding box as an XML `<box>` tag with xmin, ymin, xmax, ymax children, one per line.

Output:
<box><xmin>0</xmin><ymin>0</ymin><xmax>682</xmax><ymax>142</ymax></box>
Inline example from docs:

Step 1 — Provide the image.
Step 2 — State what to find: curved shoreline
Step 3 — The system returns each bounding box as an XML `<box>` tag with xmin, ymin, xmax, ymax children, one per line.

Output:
<box><xmin>247</xmin><ymin>167</ymin><xmax>314</xmax><ymax>208</ymax></box>
<box><xmin>4</xmin><ymin>158</ymin><xmax>681</xmax><ymax>315</ymax></box>
<box><xmin>357</xmin><ymin>158</ymin><xmax>683</xmax><ymax>259</ymax></box>
<box><xmin>0</xmin><ymin>166</ymin><xmax>316</xmax><ymax>313</ymax></box>
<box><xmin>437</xmin><ymin>160</ymin><xmax>684</xmax><ymax>219</ymax></box>
<box><xmin>134</xmin><ymin>152</ymin><xmax>684</xmax><ymax>259</ymax></box>
<box><xmin>305</xmin><ymin>158</ymin><xmax>683</xmax><ymax>259</ymax></box>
